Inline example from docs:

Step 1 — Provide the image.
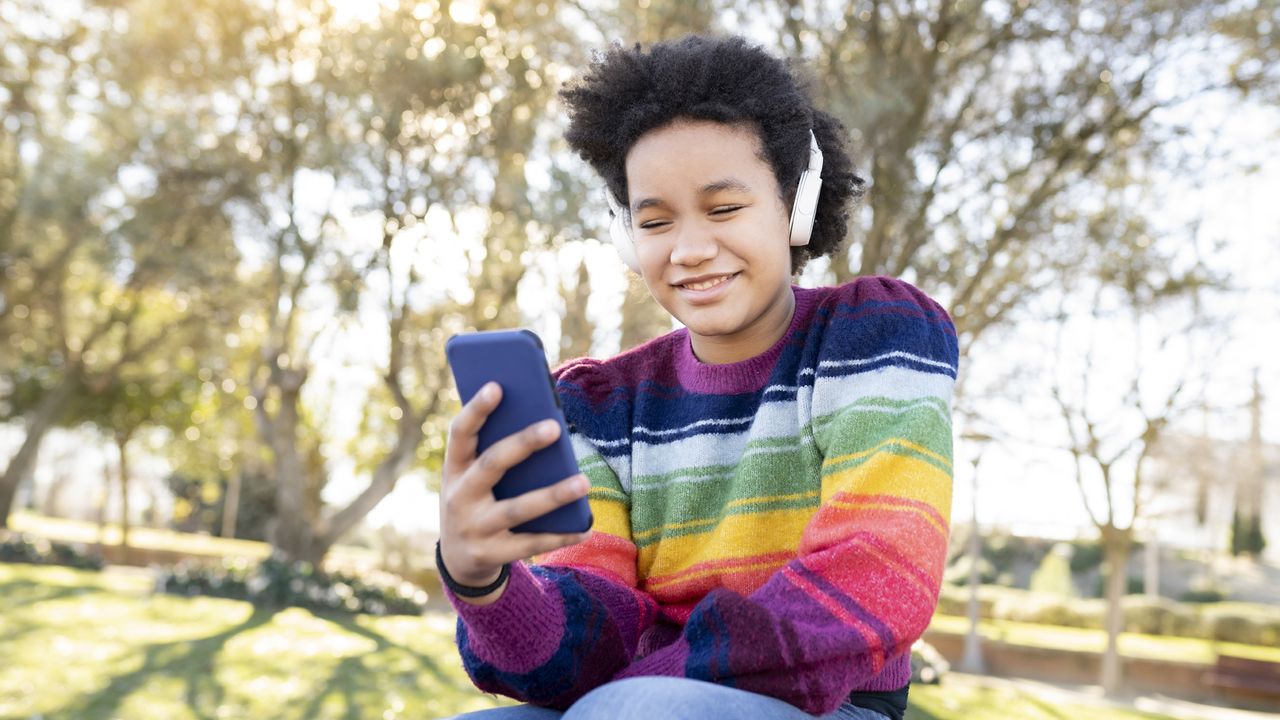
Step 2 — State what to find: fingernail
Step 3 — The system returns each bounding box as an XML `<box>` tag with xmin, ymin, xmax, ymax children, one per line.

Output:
<box><xmin>482</xmin><ymin>382</ymin><xmax>498</xmax><ymax>400</ymax></box>
<box><xmin>576</xmin><ymin>477</ymin><xmax>590</xmax><ymax>494</ymax></box>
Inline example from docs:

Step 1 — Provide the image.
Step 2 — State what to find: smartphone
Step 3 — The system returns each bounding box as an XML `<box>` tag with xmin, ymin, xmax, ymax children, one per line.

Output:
<box><xmin>445</xmin><ymin>329</ymin><xmax>592</xmax><ymax>534</ymax></box>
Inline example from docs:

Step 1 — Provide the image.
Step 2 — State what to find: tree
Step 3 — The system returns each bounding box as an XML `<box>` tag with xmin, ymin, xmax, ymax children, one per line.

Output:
<box><xmin>770</xmin><ymin>0</ymin><xmax>1277</xmax><ymax>349</ymax></box>
<box><xmin>229</xmin><ymin>0</ymin><xmax>584</xmax><ymax>562</ymax></box>
<box><xmin>0</xmin><ymin>0</ymin><xmax>244</xmax><ymax>528</ymax></box>
<box><xmin>1044</xmin><ymin>234</ymin><xmax>1221</xmax><ymax>695</ymax></box>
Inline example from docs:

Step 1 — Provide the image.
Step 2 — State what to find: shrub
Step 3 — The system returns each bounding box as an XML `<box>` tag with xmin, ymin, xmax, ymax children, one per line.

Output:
<box><xmin>1068</xmin><ymin>540</ymin><xmax>1104</xmax><ymax>573</ymax></box>
<box><xmin>1179</xmin><ymin>588</ymin><xmax>1226</xmax><ymax>603</ymax></box>
<box><xmin>156</xmin><ymin>553</ymin><xmax>429</xmax><ymax>616</ymax></box>
<box><xmin>1001</xmin><ymin>594</ymin><xmax>1105</xmax><ymax>630</ymax></box>
<box><xmin>1029</xmin><ymin>544</ymin><xmax>1076</xmax><ymax>597</ymax></box>
<box><xmin>1122</xmin><ymin>596</ymin><xmax>1196</xmax><ymax>636</ymax></box>
<box><xmin>0</xmin><ymin>533</ymin><xmax>104</xmax><ymax>571</ymax></box>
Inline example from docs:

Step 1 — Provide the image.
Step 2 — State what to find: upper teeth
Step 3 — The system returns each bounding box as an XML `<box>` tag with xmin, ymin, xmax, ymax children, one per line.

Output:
<box><xmin>685</xmin><ymin>276</ymin><xmax>730</xmax><ymax>291</ymax></box>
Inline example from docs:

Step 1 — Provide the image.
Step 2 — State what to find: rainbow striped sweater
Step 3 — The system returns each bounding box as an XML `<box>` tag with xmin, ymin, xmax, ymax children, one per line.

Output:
<box><xmin>447</xmin><ymin>276</ymin><xmax>959</xmax><ymax>714</ymax></box>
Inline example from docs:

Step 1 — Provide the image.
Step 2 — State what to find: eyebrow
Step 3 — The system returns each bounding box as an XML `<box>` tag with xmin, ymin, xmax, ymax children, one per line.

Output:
<box><xmin>631</xmin><ymin>177</ymin><xmax>753</xmax><ymax>213</ymax></box>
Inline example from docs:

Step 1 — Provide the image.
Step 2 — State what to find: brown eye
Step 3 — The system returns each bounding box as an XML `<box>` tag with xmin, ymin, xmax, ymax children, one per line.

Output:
<box><xmin>711</xmin><ymin>205</ymin><xmax>744</xmax><ymax>215</ymax></box>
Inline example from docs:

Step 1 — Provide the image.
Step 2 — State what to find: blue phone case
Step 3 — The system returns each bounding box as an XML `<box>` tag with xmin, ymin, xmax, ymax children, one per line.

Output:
<box><xmin>445</xmin><ymin>329</ymin><xmax>592</xmax><ymax>534</ymax></box>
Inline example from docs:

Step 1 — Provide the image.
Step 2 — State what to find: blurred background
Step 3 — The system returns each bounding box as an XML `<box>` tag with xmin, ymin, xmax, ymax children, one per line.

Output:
<box><xmin>2</xmin><ymin>0</ymin><xmax>1279</xmax><ymax>718</ymax></box>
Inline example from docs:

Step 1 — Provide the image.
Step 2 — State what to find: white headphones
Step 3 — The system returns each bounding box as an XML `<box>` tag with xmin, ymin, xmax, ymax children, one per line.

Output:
<box><xmin>605</xmin><ymin>130</ymin><xmax>824</xmax><ymax>272</ymax></box>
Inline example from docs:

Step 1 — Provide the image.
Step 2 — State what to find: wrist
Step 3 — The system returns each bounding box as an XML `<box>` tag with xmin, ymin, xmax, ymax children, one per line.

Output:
<box><xmin>436</xmin><ymin>541</ymin><xmax>511</xmax><ymax>601</ymax></box>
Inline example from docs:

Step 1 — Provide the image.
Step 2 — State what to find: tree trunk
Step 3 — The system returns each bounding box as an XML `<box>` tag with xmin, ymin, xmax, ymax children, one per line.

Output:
<box><xmin>221</xmin><ymin>470</ymin><xmax>242</xmax><ymax>539</ymax></box>
<box><xmin>267</xmin><ymin>372</ymin><xmax>319</xmax><ymax>563</ymax></box>
<box><xmin>115</xmin><ymin>430</ymin><xmax>133</xmax><ymax>565</ymax></box>
<box><xmin>314</xmin><ymin>417</ymin><xmax>424</xmax><ymax>562</ymax></box>
<box><xmin>1144</xmin><ymin>533</ymin><xmax>1159</xmax><ymax>598</ymax></box>
<box><xmin>0</xmin><ymin>379</ymin><xmax>75</xmax><ymax>528</ymax></box>
<box><xmin>1100</xmin><ymin>526</ymin><xmax>1132</xmax><ymax>696</ymax></box>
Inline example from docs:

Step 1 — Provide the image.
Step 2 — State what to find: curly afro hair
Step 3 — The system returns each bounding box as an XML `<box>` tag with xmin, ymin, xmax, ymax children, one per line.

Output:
<box><xmin>560</xmin><ymin>34</ymin><xmax>865</xmax><ymax>273</ymax></box>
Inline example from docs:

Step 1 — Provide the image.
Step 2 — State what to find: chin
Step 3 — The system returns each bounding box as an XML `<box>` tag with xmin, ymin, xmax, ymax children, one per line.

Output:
<box><xmin>678</xmin><ymin>311</ymin><xmax>747</xmax><ymax>338</ymax></box>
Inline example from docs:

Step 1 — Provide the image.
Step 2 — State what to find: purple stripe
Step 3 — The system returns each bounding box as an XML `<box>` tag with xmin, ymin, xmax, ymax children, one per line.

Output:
<box><xmin>794</xmin><ymin>563</ymin><xmax>897</xmax><ymax>652</ymax></box>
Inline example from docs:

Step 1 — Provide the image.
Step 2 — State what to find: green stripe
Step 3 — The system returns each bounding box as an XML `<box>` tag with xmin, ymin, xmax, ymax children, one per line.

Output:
<box><xmin>631</xmin><ymin>444</ymin><xmax>823</xmax><ymax>535</ymax></box>
<box><xmin>634</xmin><ymin>494</ymin><xmax>820</xmax><ymax>547</ymax></box>
<box><xmin>821</xmin><ymin>440</ymin><xmax>952</xmax><ymax>477</ymax></box>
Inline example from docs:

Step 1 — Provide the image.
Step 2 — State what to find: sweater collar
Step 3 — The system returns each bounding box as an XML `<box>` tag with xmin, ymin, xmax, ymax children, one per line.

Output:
<box><xmin>673</xmin><ymin>286</ymin><xmax>817</xmax><ymax>395</ymax></box>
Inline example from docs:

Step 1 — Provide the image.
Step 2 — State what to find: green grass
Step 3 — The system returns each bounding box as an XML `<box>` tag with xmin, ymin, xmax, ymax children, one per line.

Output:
<box><xmin>906</xmin><ymin>678</ymin><xmax>1172</xmax><ymax>720</ymax></box>
<box><xmin>0</xmin><ymin>562</ymin><xmax>1236</xmax><ymax>720</ymax></box>
<box><xmin>929</xmin><ymin>613</ymin><xmax>1280</xmax><ymax>664</ymax></box>
<box><xmin>0</xmin><ymin>562</ymin><xmax>502</xmax><ymax>720</ymax></box>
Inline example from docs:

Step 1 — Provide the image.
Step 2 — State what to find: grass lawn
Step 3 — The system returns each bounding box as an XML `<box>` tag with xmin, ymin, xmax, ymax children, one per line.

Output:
<box><xmin>0</xmin><ymin>562</ymin><xmax>501</xmax><ymax>720</ymax></box>
<box><xmin>8</xmin><ymin>510</ymin><xmax>382</xmax><ymax>570</ymax></box>
<box><xmin>0</xmin><ymin>562</ymin><xmax>1241</xmax><ymax>720</ymax></box>
<box><xmin>905</xmin><ymin>677</ymin><xmax>1173</xmax><ymax>720</ymax></box>
<box><xmin>929</xmin><ymin>613</ymin><xmax>1280</xmax><ymax>664</ymax></box>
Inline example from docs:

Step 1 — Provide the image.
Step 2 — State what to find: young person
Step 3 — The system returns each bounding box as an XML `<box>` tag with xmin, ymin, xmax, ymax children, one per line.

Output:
<box><xmin>436</xmin><ymin>35</ymin><xmax>959</xmax><ymax>720</ymax></box>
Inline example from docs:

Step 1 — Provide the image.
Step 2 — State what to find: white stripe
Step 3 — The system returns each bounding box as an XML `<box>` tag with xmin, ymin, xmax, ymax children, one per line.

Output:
<box><xmin>810</xmin><ymin>366</ymin><xmax>954</xmax><ymax>420</ymax></box>
<box><xmin>820</xmin><ymin>350</ymin><xmax>957</xmax><ymax>372</ymax></box>
<box><xmin>632</xmin><ymin>469</ymin><xmax>736</xmax><ymax>491</ymax></box>
<box><xmin>634</xmin><ymin>416</ymin><xmax>754</xmax><ymax>438</ymax></box>
<box><xmin>814</xmin><ymin>398</ymin><xmax>951</xmax><ymax>430</ymax></box>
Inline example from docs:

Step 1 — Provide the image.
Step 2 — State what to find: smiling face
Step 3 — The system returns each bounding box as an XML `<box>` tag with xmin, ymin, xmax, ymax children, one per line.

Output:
<box><xmin>624</xmin><ymin>120</ymin><xmax>796</xmax><ymax>364</ymax></box>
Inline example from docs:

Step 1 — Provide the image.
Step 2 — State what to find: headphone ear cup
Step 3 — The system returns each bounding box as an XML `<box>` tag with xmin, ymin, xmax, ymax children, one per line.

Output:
<box><xmin>605</xmin><ymin>190</ymin><xmax>640</xmax><ymax>272</ymax></box>
<box><xmin>610</xmin><ymin>213</ymin><xmax>640</xmax><ymax>272</ymax></box>
<box><xmin>788</xmin><ymin>170</ymin><xmax>822</xmax><ymax>247</ymax></box>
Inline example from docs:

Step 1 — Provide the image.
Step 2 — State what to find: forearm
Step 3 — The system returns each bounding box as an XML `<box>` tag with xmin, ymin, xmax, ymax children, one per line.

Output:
<box><xmin>449</xmin><ymin>561</ymin><xmax>657</xmax><ymax>708</ymax></box>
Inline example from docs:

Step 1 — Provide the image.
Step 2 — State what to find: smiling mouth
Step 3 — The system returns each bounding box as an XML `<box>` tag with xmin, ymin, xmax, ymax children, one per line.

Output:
<box><xmin>679</xmin><ymin>273</ymin><xmax>738</xmax><ymax>291</ymax></box>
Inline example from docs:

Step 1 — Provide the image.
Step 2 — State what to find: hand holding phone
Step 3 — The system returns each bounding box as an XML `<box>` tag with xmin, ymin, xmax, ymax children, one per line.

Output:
<box><xmin>438</xmin><ymin>330</ymin><xmax>593</xmax><ymax>600</ymax></box>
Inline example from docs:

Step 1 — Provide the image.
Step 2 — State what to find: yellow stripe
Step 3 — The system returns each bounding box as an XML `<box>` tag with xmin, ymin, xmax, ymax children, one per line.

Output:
<box><xmin>634</xmin><ymin>516</ymin><xmax>718</xmax><ymax>541</ymax></box>
<box><xmin>822</xmin><ymin>437</ymin><xmax>952</xmax><ymax>472</ymax></box>
<box><xmin>638</xmin><ymin>507</ymin><xmax>812</xmax><ymax>582</ymax></box>
<box><xmin>587</xmin><ymin>496</ymin><xmax>631</xmax><ymax>540</ymax></box>
<box><xmin>821</xmin><ymin>453</ymin><xmax>953</xmax><ymax>518</ymax></box>
<box><xmin>588</xmin><ymin>487</ymin><xmax>628</xmax><ymax>504</ymax></box>
<box><xmin>726</xmin><ymin>490</ymin><xmax>820</xmax><ymax>508</ymax></box>
<box><xmin>634</xmin><ymin>490</ymin><xmax>821</xmax><ymax>541</ymax></box>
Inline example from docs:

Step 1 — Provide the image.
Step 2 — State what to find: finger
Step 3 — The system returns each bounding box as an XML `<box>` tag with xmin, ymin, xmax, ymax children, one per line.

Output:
<box><xmin>480</xmin><ymin>474</ymin><xmax>590</xmax><ymax>535</ymax></box>
<box><xmin>444</xmin><ymin>382</ymin><xmax>502</xmax><ymax>473</ymax></box>
<box><xmin>500</xmin><ymin>530</ymin><xmax>592</xmax><ymax>563</ymax></box>
<box><xmin>465</xmin><ymin>417</ymin><xmax>562</xmax><ymax>490</ymax></box>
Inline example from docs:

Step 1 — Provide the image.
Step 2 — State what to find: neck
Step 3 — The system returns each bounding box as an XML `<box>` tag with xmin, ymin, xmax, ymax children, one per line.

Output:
<box><xmin>689</xmin><ymin>285</ymin><xmax>796</xmax><ymax>364</ymax></box>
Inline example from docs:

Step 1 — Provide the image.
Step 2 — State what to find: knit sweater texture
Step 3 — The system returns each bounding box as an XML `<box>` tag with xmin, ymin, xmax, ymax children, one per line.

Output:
<box><xmin>446</xmin><ymin>276</ymin><xmax>960</xmax><ymax>715</ymax></box>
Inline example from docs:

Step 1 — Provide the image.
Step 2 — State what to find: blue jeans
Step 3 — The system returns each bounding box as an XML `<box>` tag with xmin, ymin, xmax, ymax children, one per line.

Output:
<box><xmin>446</xmin><ymin>677</ymin><xmax>889</xmax><ymax>719</ymax></box>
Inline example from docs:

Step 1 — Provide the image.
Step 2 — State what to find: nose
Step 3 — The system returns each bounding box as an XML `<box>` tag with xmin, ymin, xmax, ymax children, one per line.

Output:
<box><xmin>667</xmin><ymin>220</ymin><xmax>719</xmax><ymax>267</ymax></box>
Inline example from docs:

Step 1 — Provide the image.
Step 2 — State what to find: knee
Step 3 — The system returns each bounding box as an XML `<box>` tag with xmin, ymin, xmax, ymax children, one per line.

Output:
<box><xmin>565</xmin><ymin>677</ymin><xmax>722</xmax><ymax>720</ymax></box>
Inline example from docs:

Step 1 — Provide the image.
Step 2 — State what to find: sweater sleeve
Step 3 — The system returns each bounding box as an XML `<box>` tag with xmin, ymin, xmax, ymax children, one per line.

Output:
<box><xmin>447</xmin><ymin>359</ymin><xmax>658</xmax><ymax>709</ymax></box>
<box><xmin>613</xmin><ymin>277</ymin><xmax>959</xmax><ymax>714</ymax></box>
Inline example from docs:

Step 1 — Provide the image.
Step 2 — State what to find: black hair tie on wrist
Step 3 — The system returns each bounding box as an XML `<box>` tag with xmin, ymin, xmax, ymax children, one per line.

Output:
<box><xmin>435</xmin><ymin>541</ymin><xmax>510</xmax><ymax>598</ymax></box>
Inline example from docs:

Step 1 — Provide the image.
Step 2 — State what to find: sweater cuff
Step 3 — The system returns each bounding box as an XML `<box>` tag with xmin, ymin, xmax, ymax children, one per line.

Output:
<box><xmin>447</xmin><ymin>561</ymin><xmax>566</xmax><ymax>674</ymax></box>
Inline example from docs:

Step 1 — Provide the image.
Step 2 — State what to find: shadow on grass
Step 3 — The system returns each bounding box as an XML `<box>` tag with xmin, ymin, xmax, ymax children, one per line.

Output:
<box><xmin>48</xmin><ymin>605</ymin><xmax>281</xmax><ymax>720</ymax></box>
<box><xmin>0</xmin><ymin>578</ymin><xmax>110</xmax><ymax>611</ymax></box>
<box><xmin>291</xmin><ymin>612</ymin><xmax>471</xmax><ymax>719</ymax></box>
<box><xmin>0</xmin><ymin>580</ymin><xmax>112</xmax><ymax>647</ymax></box>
